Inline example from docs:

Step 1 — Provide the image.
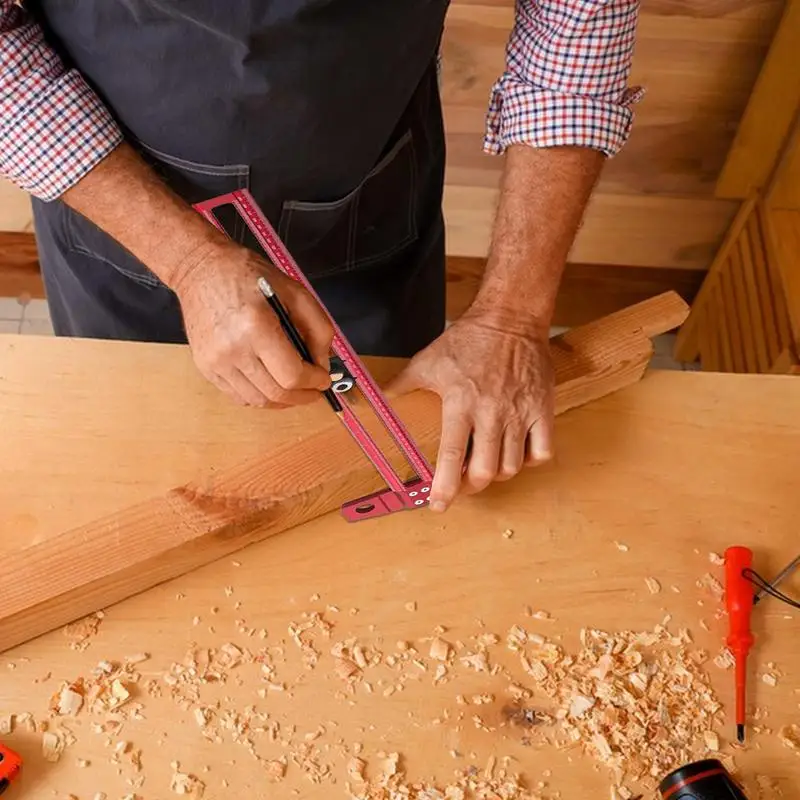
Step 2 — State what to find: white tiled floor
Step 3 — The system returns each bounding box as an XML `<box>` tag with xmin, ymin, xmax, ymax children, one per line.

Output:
<box><xmin>0</xmin><ymin>295</ymin><xmax>696</xmax><ymax>369</ymax></box>
<box><xmin>0</xmin><ymin>297</ymin><xmax>54</xmax><ymax>335</ymax></box>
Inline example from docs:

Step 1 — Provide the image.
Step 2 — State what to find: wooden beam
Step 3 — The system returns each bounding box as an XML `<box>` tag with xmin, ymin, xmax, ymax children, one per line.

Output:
<box><xmin>0</xmin><ymin>231</ymin><xmax>43</xmax><ymax>299</ymax></box>
<box><xmin>0</xmin><ymin>231</ymin><xmax>702</xmax><ymax>328</ymax></box>
<box><xmin>447</xmin><ymin>257</ymin><xmax>704</xmax><ymax>327</ymax></box>
<box><xmin>715</xmin><ymin>0</ymin><xmax>800</xmax><ymax>200</ymax></box>
<box><xmin>0</xmin><ymin>292</ymin><xmax>689</xmax><ymax>653</ymax></box>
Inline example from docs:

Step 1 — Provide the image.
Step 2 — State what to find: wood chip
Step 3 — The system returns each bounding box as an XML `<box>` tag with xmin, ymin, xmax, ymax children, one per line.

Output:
<box><xmin>708</xmin><ymin>552</ymin><xmax>725</xmax><ymax>566</ymax></box>
<box><xmin>42</xmin><ymin>730</ymin><xmax>64</xmax><ymax>762</ymax></box>
<box><xmin>614</xmin><ymin>541</ymin><xmax>629</xmax><ymax>552</ymax></box>
<box><xmin>644</xmin><ymin>577</ymin><xmax>661</xmax><ymax>594</ymax></box>
<box><xmin>762</xmin><ymin>673</ymin><xmax>778</xmax><ymax>687</ymax></box>
<box><xmin>429</xmin><ymin>637</ymin><xmax>451</xmax><ymax>662</ymax></box>
<box><xmin>779</xmin><ymin>724</ymin><xmax>800</xmax><ymax>754</ymax></box>
<box><xmin>170</xmin><ymin>768</ymin><xmax>205</xmax><ymax>797</ymax></box>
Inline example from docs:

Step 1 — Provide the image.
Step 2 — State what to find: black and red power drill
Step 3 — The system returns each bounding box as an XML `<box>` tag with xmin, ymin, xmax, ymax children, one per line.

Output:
<box><xmin>660</xmin><ymin>759</ymin><xmax>749</xmax><ymax>799</ymax></box>
<box><xmin>0</xmin><ymin>743</ymin><xmax>22</xmax><ymax>795</ymax></box>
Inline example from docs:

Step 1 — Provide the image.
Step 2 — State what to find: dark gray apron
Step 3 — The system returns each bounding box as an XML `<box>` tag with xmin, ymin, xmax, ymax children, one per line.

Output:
<box><xmin>29</xmin><ymin>0</ymin><xmax>449</xmax><ymax>357</ymax></box>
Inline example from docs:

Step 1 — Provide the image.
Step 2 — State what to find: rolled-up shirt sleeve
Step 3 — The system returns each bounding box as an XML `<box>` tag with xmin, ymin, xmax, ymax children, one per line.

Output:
<box><xmin>0</xmin><ymin>0</ymin><xmax>123</xmax><ymax>201</ymax></box>
<box><xmin>484</xmin><ymin>0</ymin><xmax>644</xmax><ymax>158</ymax></box>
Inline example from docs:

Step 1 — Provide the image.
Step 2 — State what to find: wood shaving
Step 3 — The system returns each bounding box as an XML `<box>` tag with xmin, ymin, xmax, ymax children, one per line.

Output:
<box><xmin>345</xmin><ymin>753</ymin><xmax>538</xmax><ymax>800</ymax></box>
<box><xmin>708</xmin><ymin>552</ymin><xmax>724</xmax><ymax>566</ymax></box>
<box><xmin>42</xmin><ymin>730</ymin><xmax>65</xmax><ymax>762</ymax></box>
<box><xmin>713</xmin><ymin>648</ymin><xmax>735</xmax><ymax>670</ymax></box>
<box><xmin>502</xmin><ymin>529</ymin><xmax>514</xmax><ymax>539</ymax></box>
<box><xmin>510</xmin><ymin>623</ymin><xmax>724</xmax><ymax>796</ymax></box>
<box><xmin>614</xmin><ymin>542</ymin><xmax>629</xmax><ymax>552</ymax></box>
<box><xmin>762</xmin><ymin>673</ymin><xmax>778</xmax><ymax>687</ymax></box>
<box><xmin>429</xmin><ymin>638</ymin><xmax>451</xmax><ymax>662</ymax></box>
<box><xmin>697</xmin><ymin>573</ymin><xmax>724</xmax><ymax>600</ymax></box>
<box><xmin>779</xmin><ymin>724</ymin><xmax>800</xmax><ymax>754</ymax></box>
<box><xmin>170</xmin><ymin>766</ymin><xmax>205</xmax><ymax>797</ymax></box>
<box><xmin>63</xmin><ymin>611</ymin><xmax>104</xmax><ymax>652</ymax></box>
<box><xmin>644</xmin><ymin>578</ymin><xmax>661</xmax><ymax>595</ymax></box>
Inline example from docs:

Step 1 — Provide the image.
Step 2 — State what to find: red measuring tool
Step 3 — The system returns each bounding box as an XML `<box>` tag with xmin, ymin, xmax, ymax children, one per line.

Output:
<box><xmin>193</xmin><ymin>189</ymin><xmax>434</xmax><ymax>522</ymax></box>
<box><xmin>0</xmin><ymin>742</ymin><xmax>22</xmax><ymax>795</ymax></box>
<box><xmin>724</xmin><ymin>545</ymin><xmax>755</xmax><ymax>743</ymax></box>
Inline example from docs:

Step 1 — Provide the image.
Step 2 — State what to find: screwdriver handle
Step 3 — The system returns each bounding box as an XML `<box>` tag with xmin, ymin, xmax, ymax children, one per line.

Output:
<box><xmin>725</xmin><ymin>546</ymin><xmax>755</xmax><ymax>650</ymax></box>
<box><xmin>725</xmin><ymin>545</ymin><xmax>755</xmax><ymax>742</ymax></box>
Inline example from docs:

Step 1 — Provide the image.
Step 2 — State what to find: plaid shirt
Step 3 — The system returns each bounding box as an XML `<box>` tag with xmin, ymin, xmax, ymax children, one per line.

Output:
<box><xmin>1</xmin><ymin>0</ymin><xmax>643</xmax><ymax>202</ymax></box>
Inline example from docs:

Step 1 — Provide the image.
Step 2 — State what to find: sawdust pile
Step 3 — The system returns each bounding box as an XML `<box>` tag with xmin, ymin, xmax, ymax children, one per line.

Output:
<box><xmin>9</xmin><ymin>565</ymin><xmax>794</xmax><ymax>800</ymax></box>
<box><xmin>508</xmin><ymin>622</ymin><xmax>724</xmax><ymax>797</ymax></box>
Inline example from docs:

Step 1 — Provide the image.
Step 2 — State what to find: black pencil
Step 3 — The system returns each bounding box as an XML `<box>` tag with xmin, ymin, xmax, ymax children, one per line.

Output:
<box><xmin>257</xmin><ymin>277</ymin><xmax>342</xmax><ymax>413</ymax></box>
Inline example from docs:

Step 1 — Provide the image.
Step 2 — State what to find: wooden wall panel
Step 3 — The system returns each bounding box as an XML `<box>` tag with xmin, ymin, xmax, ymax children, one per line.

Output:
<box><xmin>441</xmin><ymin>0</ymin><xmax>786</xmax><ymax>262</ymax></box>
<box><xmin>714</xmin><ymin>0</ymin><xmax>800</xmax><ymax>200</ymax></box>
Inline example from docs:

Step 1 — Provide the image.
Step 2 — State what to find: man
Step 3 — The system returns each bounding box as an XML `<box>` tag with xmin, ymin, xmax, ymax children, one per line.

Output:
<box><xmin>1</xmin><ymin>1</ymin><xmax>642</xmax><ymax>512</ymax></box>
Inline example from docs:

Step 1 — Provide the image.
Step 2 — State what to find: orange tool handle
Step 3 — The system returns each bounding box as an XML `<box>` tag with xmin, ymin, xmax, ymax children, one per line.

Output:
<box><xmin>725</xmin><ymin>545</ymin><xmax>755</xmax><ymax>741</ymax></box>
<box><xmin>0</xmin><ymin>742</ymin><xmax>22</xmax><ymax>793</ymax></box>
<box><xmin>725</xmin><ymin>546</ymin><xmax>755</xmax><ymax>650</ymax></box>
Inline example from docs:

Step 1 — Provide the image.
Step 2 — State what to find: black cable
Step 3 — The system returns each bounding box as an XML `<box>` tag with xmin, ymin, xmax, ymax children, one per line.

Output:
<box><xmin>743</xmin><ymin>568</ymin><xmax>800</xmax><ymax>610</ymax></box>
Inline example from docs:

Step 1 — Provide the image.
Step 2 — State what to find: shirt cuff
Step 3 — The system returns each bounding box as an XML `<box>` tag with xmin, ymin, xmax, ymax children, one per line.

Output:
<box><xmin>483</xmin><ymin>77</ymin><xmax>645</xmax><ymax>158</ymax></box>
<box><xmin>1</xmin><ymin>69</ymin><xmax>123</xmax><ymax>201</ymax></box>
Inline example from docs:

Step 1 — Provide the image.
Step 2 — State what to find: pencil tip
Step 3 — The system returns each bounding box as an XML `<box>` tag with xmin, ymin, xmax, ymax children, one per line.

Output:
<box><xmin>257</xmin><ymin>276</ymin><xmax>275</xmax><ymax>297</ymax></box>
<box><xmin>737</xmin><ymin>724</ymin><xmax>745</xmax><ymax>743</ymax></box>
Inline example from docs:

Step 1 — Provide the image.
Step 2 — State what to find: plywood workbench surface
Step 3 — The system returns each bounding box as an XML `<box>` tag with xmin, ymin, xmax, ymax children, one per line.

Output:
<box><xmin>0</xmin><ymin>333</ymin><xmax>799</xmax><ymax>799</ymax></box>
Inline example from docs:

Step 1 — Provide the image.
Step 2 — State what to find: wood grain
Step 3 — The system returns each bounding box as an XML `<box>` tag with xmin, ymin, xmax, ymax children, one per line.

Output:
<box><xmin>0</xmin><ymin>231</ymin><xmax>43</xmax><ymax>299</ymax></box>
<box><xmin>715</xmin><ymin>0</ymin><xmax>800</xmax><ymax>199</ymax></box>
<box><xmin>444</xmin><ymin>186</ymin><xmax>738</xmax><ymax>268</ymax></box>
<box><xmin>0</xmin><ymin>293</ymin><xmax>688</xmax><ymax>654</ymax></box>
<box><xmin>441</xmin><ymin>0</ymin><xmax>783</xmax><ymax>263</ymax></box>
<box><xmin>1</xmin><ymin>365</ymin><xmax>799</xmax><ymax>799</ymax></box>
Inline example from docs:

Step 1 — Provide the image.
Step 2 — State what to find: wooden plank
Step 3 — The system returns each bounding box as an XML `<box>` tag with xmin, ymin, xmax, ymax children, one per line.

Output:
<box><xmin>2</xmin><ymin>369</ymin><xmax>800</xmax><ymax>799</ymax></box>
<box><xmin>719</xmin><ymin>269</ymin><xmax>746</xmax><ymax>372</ymax></box>
<box><xmin>0</xmin><ymin>231</ymin><xmax>44</xmax><ymax>299</ymax></box>
<box><xmin>738</xmin><ymin>227</ymin><xmax>772</xmax><ymax>371</ymax></box>
<box><xmin>0</xmin><ymin>178</ymin><xmax>33</xmax><ymax>232</ymax></box>
<box><xmin>728</xmin><ymin>244</ymin><xmax>758</xmax><ymax>372</ymax></box>
<box><xmin>444</xmin><ymin>185</ymin><xmax>738</xmax><ymax>266</ymax></box>
<box><xmin>673</xmin><ymin>194</ymin><xmax>757</xmax><ymax>361</ymax></box>
<box><xmin>764</xmin><ymin>208</ymin><xmax>800</xmax><ymax>347</ymax></box>
<box><xmin>444</xmin><ymin>1</ymin><xmax>784</xmax><ymax>199</ymax></box>
<box><xmin>715</xmin><ymin>0</ymin><xmax>800</xmax><ymax>199</ymax></box>
<box><xmin>747</xmin><ymin>206</ymin><xmax>782</xmax><ymax>364</ymax></box>
<box><xmin>715</xmin><ymin>278</ymin><xmax>735</xmax><ymax>372</ymax></box>
<box><xmin>699</xmin><ymin>290</ymin><xmax>721</xmax><ymax>372</ymax></box>
<box><xmin>446</xmin><ymin>257</ymin><xmax>705</xmax><ymax>326</ymax></box>
<box><xmin>765</xmin><ymin>111</ymin><xmax>800</xmax><ymax>210</ymax></box>
<box><xmin>0</xmin><ymin>293</ymin><xmax>688</xmax><ymax>654</ymax></box>
<box><xmin>760</xmin><ymin>205</ymin><xmax>796</xmax><ymax>349</ymax></box>
<box><xmin>770</xmin><ymin>344</ymin><xmax>800</xmax><ymax>374</ymax></box>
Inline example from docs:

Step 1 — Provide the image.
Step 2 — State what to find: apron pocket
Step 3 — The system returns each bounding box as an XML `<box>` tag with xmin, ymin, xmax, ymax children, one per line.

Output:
<box><xmin>277</xmin><ymin>129</ymin><xmax>418</xmax><ymax>280</ymax></box>
<box><xmin>64</xmin><ymin>141</ymin><xmax>251</xmax><ymax>289</ymax></box>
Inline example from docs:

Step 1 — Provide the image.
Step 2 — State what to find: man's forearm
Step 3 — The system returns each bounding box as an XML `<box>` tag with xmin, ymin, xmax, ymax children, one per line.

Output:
<box><xmin>62</xmin><ymin>143</ymin><xmax>228</xmax><ymax>289</ymax></box>
<box><xmin>470</xmin><ymin>144</ymin><xmax>604</xmax><ymax>333</ymax></box>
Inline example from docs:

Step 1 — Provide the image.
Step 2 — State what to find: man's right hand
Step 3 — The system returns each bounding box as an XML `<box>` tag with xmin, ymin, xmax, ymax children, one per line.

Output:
<box><xmin>62</xmin><ymin>143</ymin><xmax>334</xmax><ymax>409</ymax></box>
<box><xmin>172</xmin><ymin>241</ymin><xmax>334</xmax><ymax>408</ymax></box>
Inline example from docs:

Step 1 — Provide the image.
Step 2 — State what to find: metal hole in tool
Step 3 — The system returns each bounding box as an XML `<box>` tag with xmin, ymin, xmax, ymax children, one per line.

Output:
<box><xmin>355</xmin><ymin>503</ymin><xmax>375</xmax><ymax>514</ymax></box>
<box><xmin>332</xmin><ymin>379</ymin><xmax>354</xmax><ymax>393</ymax></box>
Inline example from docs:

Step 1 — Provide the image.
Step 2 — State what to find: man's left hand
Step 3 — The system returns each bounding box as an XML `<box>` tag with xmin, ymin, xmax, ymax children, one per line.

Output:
<box><xmin>387</xmin><ymin>309</ymin><xmax>555</xmax><ymax>512</ymax></box>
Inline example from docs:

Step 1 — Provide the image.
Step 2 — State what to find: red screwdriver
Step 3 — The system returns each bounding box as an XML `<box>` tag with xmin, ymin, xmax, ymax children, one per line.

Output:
<box><xmin>724</xmin><ymin>546</ymin><xmax>755</xmax><ymax>743</ymax></box>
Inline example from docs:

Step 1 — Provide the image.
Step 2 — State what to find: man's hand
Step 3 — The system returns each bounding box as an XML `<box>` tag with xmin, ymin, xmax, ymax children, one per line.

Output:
<box><xmin>62</xmin><ymin>143</ymin><xmax>334</xmax><ymax>407</ymax></box>
<box><xmin>172</xmin><ymin>242</ymin><xmax>333</xmax><ymax>407</ymax></box>
<box><xmin>388</xmin><ymin>143</ymin><xmax>605</xmax><ymax>512</ymax></box>
<box><xmin>388</xmin><ymin>309</ymin><xmax>554</xmax><ymax>511</ymax></box>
